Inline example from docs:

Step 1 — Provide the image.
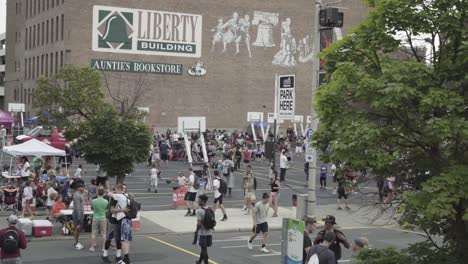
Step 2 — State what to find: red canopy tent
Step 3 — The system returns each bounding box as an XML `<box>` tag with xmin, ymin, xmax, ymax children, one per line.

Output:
<box><xmin>0</xmin><ymin>110</ymin><xmax>17</xmax><ymax>130</ymax></box>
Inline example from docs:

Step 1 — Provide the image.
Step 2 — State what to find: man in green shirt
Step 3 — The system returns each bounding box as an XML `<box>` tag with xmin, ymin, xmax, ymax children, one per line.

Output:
<box><xmin>90</xmin><ymin>188</ymin><xmax>109</xmax><ymax>252</ymax></box>
<box><xmin>303</xmin><ymin>217</ymin><xmax>317</xmax><ymax>263</ymax></box>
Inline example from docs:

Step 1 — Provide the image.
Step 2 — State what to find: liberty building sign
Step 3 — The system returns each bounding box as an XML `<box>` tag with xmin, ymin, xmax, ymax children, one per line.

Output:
<box><xmin>92</xmin><ymin>5</ymin><xmax>203</xmax><ymax>57</ymax></box>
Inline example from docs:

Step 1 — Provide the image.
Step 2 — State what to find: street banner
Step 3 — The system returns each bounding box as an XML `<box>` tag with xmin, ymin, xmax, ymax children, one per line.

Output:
<box><xmin>277</xmin><ymin>75</ymin><xmax>296</xmax><ymax>121</ymax></box>
<box><xmin>173</xmin><ymin>186</ymin><xmax>188</xmax><ymax>208</ymax></box>
<box><xmin>281</xmin><ymin>218</ymin><xmax>305</xmax><ymax>264</ymax></box>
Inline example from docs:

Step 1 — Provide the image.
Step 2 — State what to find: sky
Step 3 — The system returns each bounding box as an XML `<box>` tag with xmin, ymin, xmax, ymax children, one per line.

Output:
<box><xmin>0</xmin><ymin>0</ymin><xmax>5</xmax><ymax>34</ymax></box>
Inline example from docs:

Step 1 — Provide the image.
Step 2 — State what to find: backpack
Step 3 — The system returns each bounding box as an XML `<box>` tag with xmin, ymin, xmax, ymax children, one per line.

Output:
<box><xmin>106</xmin><ymin>198</ymin><xmax>118</xmax><ymax>224</ymax></box>
<box><xmin>202</xmin><ymin>208</ymin><xmax>216</xmax><ymax>229</ymax></box>
<box><xmin>2</xmin><ymin>228</ymin><xmax>19</xmax><ymax>253</ymax></box>
<box><xmin>222</xmin><ymin>163</ymin><xmax>230</xmax><ymax>176</ymax></box>
<box><xmin>307</xmin><ymin>246</ymin><xmax>327</xmax><ymax>264</ymax></box>
<box><xmin>217</xmin><ymin>178</ymin><xmax>227</xmax><ymax>195</ymax></box>
<box><xmin>124</xmin><ymin>194</ymin><xmax>141</xmax><ymax>219</ymax></box>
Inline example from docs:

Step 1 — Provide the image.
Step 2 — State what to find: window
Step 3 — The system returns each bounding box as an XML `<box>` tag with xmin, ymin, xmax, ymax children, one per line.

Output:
<box><xmin>41</xmin><ymin>54</ymin><xmax>44</xmax><ymax>75</ymax></box>
<box><xmin>56</xmin><ymin>16</ymin><xmax>59</xmax><ymax>41</ymax></box>
<box><xmin>28</xmin><ymin>58</ymin><xmax>31</xmax><ymax>80</ymax></box>
<box><xmin>56</xmin><ymin>0</ymin><xmax>59</xmax><ymax>7</ymax></box>
<box><xmin>32</xmin><ymin>57</ymin><xmax>35</xmax><ymax>79</ymax></box>
<box><xmin>52</xmin><ymin>0</ymin><xmax>54</xmax><ymax>8</ymax></box>
<box><xmin>42</xmin><ymin>0</ymin><xmax>45</xmax><ymax>12</ymax></box>
<box><xmin>45</xmin><ymin>54</ymin><xmax>48</xmax><ymax>76</ymax></box>
<box><xmin>55</xmin><ymin>51</ymin><xmax>58</xmax><ymax>74</ymax></box>
<box><xmin>37</xmin><ymin>56</ymin><xmax>40</xmax><ymax>78</ymax></box>
<box><xmin>50</xmin><ymin>53</ymin><xmax>53</xmax><ymax>76</ymax></box>
<box><xmin>60</xmin><ymin>51</ymin><xmax>63</xmax><ymax>67</ymax></box>
<box><xmin>46</xmin><ymin>20</ymin><xmax>49</xmax><ymax>44</ymax></box>
<box><xmin>26</xmin><ymin>0</ymin><xmax>28</xmax><ymax>18</ymax></box>
<box><xmin>41</xmin><ymin>22</ymin><xmax>44</xmax><ymax>45</ymax></box>
<box><xmin>14</xmin><ymin>89</ymin><xmax>17</xmax><ymax>101</ymax></box>
<box><xmin>33</xmin><ymin>25</ymin><xmax>36</xmax><ymax>48</ymax></box>
<box><xmin>25</xmin><ymin>28</ymin><xmax>28</xmax><ymax>49</ymax></box>
<box><xmin>38</xmin><ymin>0</ymin><xmax>40</xmax><ymax>13</ymax></box>
<box><xmin>47</xmin><ymin>0</ymin><xmax>49</xmax><ymax>10</ymax></box>
<box><xmin>51</xmin><ymin>19</ymin><xmax>54</xmax><ymax>43</ymax></box>
<box><xmin>61</xmin><ymin>14</ymin><xmax>64</xmax><ymax>40</ymax></box>
<box><xmin>36</xmin><ymin>23</ymin><xmax>40</xmax><ymax>47</ymax></box>
<box><xmin>28</xmin><ymin>89</ymin><xmax>31</xmax><ymax>105</ymax></box>
<box><xmin>24</xmin><ymin>58</ymin><xmax>27</xmax><ymax>79</ymax></box>
<box><xmin>33</xmin><ymin>0</ymin><xmax>36</xmax><ymax>16</ymax></box>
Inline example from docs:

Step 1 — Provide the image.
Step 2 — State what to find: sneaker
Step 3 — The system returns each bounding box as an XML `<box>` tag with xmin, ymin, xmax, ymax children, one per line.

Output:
<box><xmin>116</xmin><ymin>260</ymin><xmax>125</xmax><ymax>264</ymax></box>
<box><xmin>101</xmin><ymin>256</ymin><xmax>111</xmax><ymax>263</ymax></box>
<box><xmin>74</xmin><ymin>243</ymin><xmax>84</xmax><ymax>250</ymax></box>
<box><xmin>337</xmin><ymin>207</ymin><xmax>343</xmax><ymax>210</ymax></box>
<box><xmin>220</xmin><ymin>216</ymin><xmax>228</xmax><ymax>221</ymax></box>
<box><xmin>241</xmin><ymin>205</ymin><xmax>247</xmax><ymax>211</ymax></box>
<box><xmin>89</xmin><ymin>246</ymin><xmax>95</xmax><ymax>252</ymax></box>
<box><xmin>261</xmin><ymin>247</ymin><xmax>270</xmax><ymax>253</ymax></box>
<box><xmin>247</xmin><ymin>240</ymin><xmax>253</xmax><ymax>250</ymax></box>
<box><xmin>345</xmin><ymin>206</ymin><xmax>351</xmax><ymax>210</ymax></box>
<box><xmin>184</xmin><ymin>211</ymin><xmax>191</xmax><ymax>217</ymax></box>
<box><xmin>154</xmin><ymin>189</ymin><xmax>158</xmax><ymax>193</ymax></box>
<box><xmin>190</xmin><ymin>212</ymin><xmax>196</xmax><ymax>216</ymax></box>
<box><xmin>147</xmin><ymin>188</ymin><xmax>151</xmax><ymax>192</ymax></box>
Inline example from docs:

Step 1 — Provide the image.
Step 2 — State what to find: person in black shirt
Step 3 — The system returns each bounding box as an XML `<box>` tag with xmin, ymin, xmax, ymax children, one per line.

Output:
<box><xmin>303</xmin><ymin>217</ymin><xmax>317</xmax><ymax>264</ymax></box>
<box><xmin>314</xmin><ymin>215</ymin><xmax>350</xmax><ymax>264</ymax></box>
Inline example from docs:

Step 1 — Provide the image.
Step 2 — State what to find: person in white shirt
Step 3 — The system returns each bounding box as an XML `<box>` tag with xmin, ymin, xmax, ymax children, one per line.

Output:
<box><xmin>20</xmin><ymin>156</ymin><xmax>31</xmax><ymax>182</ymax></box>
<box><xmin>330</xmin><ymin>163</ymin><xmax>338</xmax><ymax>194</ymax></box>
<box><xmin>185</xmin><ymin>168</ymin><xmax>199</xmax><ymax>217</ymax></box>
<box><xmin>176</xmin><ymin>172</ymin><xmax>187</xmax><ymax>187</ymax></box>
<box><xmin>212</xmin><ymin>170</ymin><xmax>228</xmax><ymax>221</ymax></box>
<box><xmin>74</xmin><ymin>164</ymin><xmax>85</xmax><ymax>178</ymax></box>
<box><xmin>21</xmin><ymin>181</ymin><xmax>34</xmax><ymax>218</ymax></box>
<box><xmin>279</xmin><ymin>150</ymin><xmax>289</xmax><ymax>182</ymax></box>
<box><xmin>45</xmin><ymin>181</ymin><xmax>58</xmax><ymax>220</ymax></box>
<box><xmin>107</xmin><ymin>184</ymin><xmax>132</xmax><ymax>264</ymax></box>
<box><xmin>148</xmin><ymin>165</ymin><xmax>158</xmax><ymax>193</ymax></box>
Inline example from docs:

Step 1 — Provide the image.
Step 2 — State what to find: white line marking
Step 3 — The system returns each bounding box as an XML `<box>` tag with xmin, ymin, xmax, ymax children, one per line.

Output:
<box><xmin>221</xmin><ymin>243</ymin><xmax>281</xmax><ymax>249</ymax></box>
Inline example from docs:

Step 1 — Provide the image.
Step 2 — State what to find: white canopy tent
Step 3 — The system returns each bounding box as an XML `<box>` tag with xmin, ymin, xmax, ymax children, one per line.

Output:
<box><xmin>2</xmin><ymin>139</ymin><xmax>66</xmax><ymax>179</ymax></box>
<box><xmin>3</xmin><ymin>139</ymin><xmax>66</xmax><ymax>156</ymax></box>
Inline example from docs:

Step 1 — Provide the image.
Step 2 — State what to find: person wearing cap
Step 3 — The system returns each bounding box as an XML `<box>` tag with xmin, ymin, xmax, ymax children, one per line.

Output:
<box><xmin>314</xmin><ymin>215</ymin><xmax>350</xmax><ymax>264</ymax></box>
<box><xmin>303</xmin><ymin>217</ymin><xmax>318</xmax><ymax>263</ymax></box>
<box><xmin>248</xmin><ymin>192</ymin><xmax>270</xmax><ymax>253</ymax></box>
<box><xmin>0</xmin><ymin>215</ymin><xmax>28</xmax><ymax>263</ymax></box>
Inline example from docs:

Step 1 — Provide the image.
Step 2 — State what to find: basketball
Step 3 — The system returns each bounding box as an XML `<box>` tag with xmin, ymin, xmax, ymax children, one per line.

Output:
<box><xmin>49</xmin><ymin>192</ymin><xmax>57</xmax><ymax>200</ymax></box>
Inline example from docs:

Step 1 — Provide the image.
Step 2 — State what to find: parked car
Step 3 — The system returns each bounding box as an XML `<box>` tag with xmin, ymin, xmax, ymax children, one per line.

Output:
<box><xmin>16</xmin><ymin>126</ymin><xmax>69</xmax><ymax>150</ymax></box>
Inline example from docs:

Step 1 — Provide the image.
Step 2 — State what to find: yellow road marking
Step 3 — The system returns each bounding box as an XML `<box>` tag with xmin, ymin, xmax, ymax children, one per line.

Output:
<box><xmin>146</xmin><ymin>236</ymin><xmax>219</xmax><ymax>264</ymax></box>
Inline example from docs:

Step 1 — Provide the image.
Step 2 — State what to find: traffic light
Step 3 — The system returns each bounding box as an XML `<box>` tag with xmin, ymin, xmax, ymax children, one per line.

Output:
<box><xmin>319</xmin><ymin>8</ymin><xmax>344</xmax><ymax>28</ymax></box>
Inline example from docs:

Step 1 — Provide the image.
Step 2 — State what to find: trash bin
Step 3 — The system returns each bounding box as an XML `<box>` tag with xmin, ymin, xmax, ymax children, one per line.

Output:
<box><xmin>295</xmin><ymin>194</ymin><xmax>308</xmax><ymax>221</ymax></box>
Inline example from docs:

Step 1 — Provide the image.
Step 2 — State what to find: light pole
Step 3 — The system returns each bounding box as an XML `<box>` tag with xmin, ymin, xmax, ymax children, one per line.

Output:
<box><xmin>307</xmin><ymin>0</ymin><xmax>323</xmax><ymax>218</ymax></box>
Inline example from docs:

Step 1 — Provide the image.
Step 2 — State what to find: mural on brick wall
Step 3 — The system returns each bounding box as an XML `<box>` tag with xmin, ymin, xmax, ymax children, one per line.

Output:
<box><xmin>252</xmin><ymin>11</ymin><xmax>279</xmax><ymax>48</ymax></box>
<box><xmin>272</xmin><ymin>18</ymin><xmax>297</xmax><ymax>67</ymax></box>
<box><xmin>210</xmin><ymin>12</ymin><xmax>252</xmax><ymax>57</ymax></box>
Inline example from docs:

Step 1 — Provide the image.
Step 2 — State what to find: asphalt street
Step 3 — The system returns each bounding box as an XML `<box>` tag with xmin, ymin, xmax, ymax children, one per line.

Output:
<box><xmin>21</xmin><ymin>228</ymin><xmax>426</xmax><ymax>263</ymax></box>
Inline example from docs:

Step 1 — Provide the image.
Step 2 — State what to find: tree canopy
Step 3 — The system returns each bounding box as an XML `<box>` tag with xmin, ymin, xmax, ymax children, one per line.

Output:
<box><xmin>313</xmin><ymin>0</ymin><xmax>467</xmax><ymax>262</ymax></box>
<box><xmin>33</xmin><ymin>65</ymin><xmax>152</xmax><ymax>183</ymax></box>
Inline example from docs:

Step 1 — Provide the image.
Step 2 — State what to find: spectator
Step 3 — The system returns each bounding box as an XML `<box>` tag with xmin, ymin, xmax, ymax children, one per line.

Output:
<box><xmin>74</xmin><ymin>164</ymin><xmax>85</xmax><ymax>179</ymax></box>
<box><xmin>45</xmin><ymin>181</ymin><xmax>58</xmax><ymax>220</ymax></box>
<box><xmin>314</xmin><ymin>215</ymin><xmax>350</xmax><ymax>264</ymax></box>
<box><xmin>384</xmin><ymin>176</ymin><xmax>396</xmax><ymax>204</ymax></box>
<box><xmin>87</xmin><ymin>179</ymin><xmax>98</xmax><ymax>201</ymax></box>
<box><xmin>279</xmin><ymin>150</ymin><xmax>288</xmax><ymax>182</ymax></box>
<box><xmin>0</xmin><ymin>215</ymin><xmax>28</xmax><ymax>263</ymax></box>
<box><xmin>306</xmin><ymin>232</ymin><xmax>337</xmax><ymax>264</ymax></box>
<box><xmin>193</xmin><ymin>194</ymin><xmax>214</xmax><ymax>264</ymax></box>
<box><xmin>89</xmin><ymin>188</ymin><xmax>108</xmax><ymax>252</ymax></box>
<box><xmin>51</xmin><ymin>194</ymin><xmax>67</xmax><ymax>219</ymax></box>
<box><xmin>303</xmin><ymin>217</ymin><xmax>317</xmax><ymax>264</ymax></box>
<box><xmin>21</xmin><ymin>181</ymin><xmax>34</xmax><ymax>219</ymax></box>
<box><xmin>72</xmin><ymin>184</ymin><xmax>85</xmax><ymax>250</ymax></box>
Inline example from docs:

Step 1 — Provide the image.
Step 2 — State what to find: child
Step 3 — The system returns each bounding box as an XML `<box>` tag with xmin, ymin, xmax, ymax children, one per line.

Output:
<box><xmin>148</xmin><ymin>164</ymin><xmax>158</xmax><ymax>193</ymax></box>
<box><xmin>51</xmin><ymin>194</ymin><xmax>67</xmax><ymax>221</ymax></box>
<box><xmin>74</xmin><ymin>164</ymin><xmax>85</xmax><ymax>178</ymax></box>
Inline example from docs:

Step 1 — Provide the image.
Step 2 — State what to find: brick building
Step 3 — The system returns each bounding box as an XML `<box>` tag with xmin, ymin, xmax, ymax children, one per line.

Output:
<box><xmin>5</xmin><ymin>0</ymin><xmax>370</xmax><ymax>129</ymax></box>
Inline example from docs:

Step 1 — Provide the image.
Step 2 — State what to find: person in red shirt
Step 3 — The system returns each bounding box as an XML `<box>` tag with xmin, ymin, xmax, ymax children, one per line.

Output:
<box><xmin>0</xmin><ymin>215</ymin><xmax>28</xmax><ymax>263</ymax></box>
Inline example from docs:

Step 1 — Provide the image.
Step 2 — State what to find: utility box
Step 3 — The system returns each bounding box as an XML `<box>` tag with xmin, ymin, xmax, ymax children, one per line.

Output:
<box><xmin>295</xmin><ymin>194</ymin><xmax>308</xmax><ymax>220</ymax></box>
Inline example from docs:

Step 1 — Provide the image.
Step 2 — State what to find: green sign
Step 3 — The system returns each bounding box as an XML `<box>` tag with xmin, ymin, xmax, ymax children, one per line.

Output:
<box><xmin>91</xmin><ymin>59</ymin><xmax>183</xmax><ymax>75</ymax></box>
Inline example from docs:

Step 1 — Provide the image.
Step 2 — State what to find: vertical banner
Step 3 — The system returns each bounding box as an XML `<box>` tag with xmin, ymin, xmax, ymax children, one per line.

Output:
<box><xmin>277</xmin><ymin>75</ymin><xmax>296</xmax><ymax>121</ymax></box>
<box><xmin>282</xmin><ymin>218</ymin><xmax>305</xmax><ymax>264</ymax></box>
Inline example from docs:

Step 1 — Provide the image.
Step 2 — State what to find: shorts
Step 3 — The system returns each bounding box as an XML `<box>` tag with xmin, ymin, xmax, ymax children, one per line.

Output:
<box><xmin>255</xmin><ymin>153</ymin><xmax>262</xmax><ymax>158</ymax></box>
<box><xmin>214</xmin><ymin>195</ymin><xmax>223</xmax><ymax>205</ymax></box>
<box><xmin>187</xmin><ymin>192</ymin><xmax>197</xmax><ymax>202</ymax></box>
<box><xmin>244</xmin><ymin>160</ymin><xmax>250</xmax><ymax>164</ymax></box>
<box><xmin>160</xmin><ymin>154</ymin><xmax>169</xmax><ymax>161</ymax></box>
<box><xmin>295</xmin><ymin>146</ymin><xmax>303</xmax><ymax>153</ymax></box>
<box><xmin>338</xmin><ymin>187</ymin><xmax>348</xmax><ymax>199</ymax></box>
<box><xmin>96</xmin><ymin>176</ymin><xmax>108</xmax><ymax>187</ymax></box>
<box><xmin>245</xmin><ymin>190</ymin><xmax>256</xmax><ymax>201</ymax></box>
<box><xmin>198</xmin><ymin>235</ymin><xmax>213</xmax><ymax>247</ymax></box>
<box><xmin>120</xmin><ymin>218</ymin><xmax>133</xmax><ymax>241</ymax></box>
<box><xmin>91</xmin><ymin>219</ymin><xmax>107</xmax><ymax>239</ymax></box>
<box><xmin>270</xmin><ymin>192</ymin><xmax>280</xmax><ymax>199</ymax></box>
<box><xmin>255</xmin><ymin>222</ymin><xmax>269</xmax><ymax>234</ymax></box>
<box><xmin>72</xmin><ymin>211</ymin><xmax>84</xmax><ymax>227</ymax></box>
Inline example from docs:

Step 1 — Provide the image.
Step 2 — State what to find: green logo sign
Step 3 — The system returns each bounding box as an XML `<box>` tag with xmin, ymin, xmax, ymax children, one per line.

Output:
<box><xmin>97</xmin><ymin>9</ymin><xmax>134</xmax><ymax>50</ymax></box>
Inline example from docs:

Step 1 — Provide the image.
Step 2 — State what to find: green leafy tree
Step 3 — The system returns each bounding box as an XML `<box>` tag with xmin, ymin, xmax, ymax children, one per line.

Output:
<box><xmin>33</xmin><ymin>65</ymin><xmax>152</xmax><ymax>183</ymax></box>
<box><xmin>313</xmin><ymin>0</ymin><xmax>467</xmax><ymax>262</ymax></box>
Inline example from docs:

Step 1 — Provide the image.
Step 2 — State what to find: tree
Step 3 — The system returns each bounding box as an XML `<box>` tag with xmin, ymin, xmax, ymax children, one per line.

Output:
<box><xmin>313</xmin><ymin>0</ymin><xmax>467</xmax><ymax>262</ymax></box>
<box><xmin>33</xmin><ymin>65</ymin><xmax>152</xmax><ymax>183</ymax></box>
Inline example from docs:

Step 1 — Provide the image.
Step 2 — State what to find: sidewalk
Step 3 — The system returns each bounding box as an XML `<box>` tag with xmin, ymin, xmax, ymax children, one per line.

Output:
<box><xmin>0</xmin><ymin>203</ymin><xmax>398</xmax><ymax>240</ymax></box>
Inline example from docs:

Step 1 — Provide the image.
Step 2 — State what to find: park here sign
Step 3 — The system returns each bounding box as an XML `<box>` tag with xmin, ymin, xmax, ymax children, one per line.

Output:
<box><xmin>92</xmin><ymin>5</ymin><xmax>203</xmax><ymax>58</ymax></box>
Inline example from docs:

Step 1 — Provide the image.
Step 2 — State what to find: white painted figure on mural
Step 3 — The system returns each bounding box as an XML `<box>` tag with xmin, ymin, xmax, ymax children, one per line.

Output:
<box><xmin>211</xmin><ymin>12</ymin><xmax>252</xmax><ymax>57</ymax></box>
<box><xmin>299</xmin><ymin>35</ymin><xmax>315</xmax><ymax>63</ymax></box>
<box><xmin>188</xmin><ymin>60</ymin><xmax>207</xmax><ymax>77</ymax></box>
<box><xmin>272</xmin><ymin>18</ymin><xmax>297</xmax><ymax>67</ymax></box>
<box><xmin>252</xmin><ymin>11</ymin><xmax>279</xmax><ymax>48</ymax></box>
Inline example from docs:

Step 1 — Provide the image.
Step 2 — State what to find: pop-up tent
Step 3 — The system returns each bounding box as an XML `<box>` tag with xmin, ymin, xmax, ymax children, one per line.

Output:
<box><xmin>3</xmin><ymin>139</ymin><xmax>65</xmax><ymax>156</ymax></box>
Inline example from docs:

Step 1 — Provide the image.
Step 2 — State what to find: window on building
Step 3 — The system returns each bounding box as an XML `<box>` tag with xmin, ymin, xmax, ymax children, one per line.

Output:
<box><xmin>14</xmin><ymin>89</ymin><xmax>17</xmax><ymax>101</ymax></box>
<box><xmin>46</xmin><ymin>20</ymin><xmax>49</xmax><ymax>44</ymax></box>
<box><xmin>55</xmin><ymin>51</ymin><xmax>58</xmax><ymax>74</ymax></box>
<box><xmin>51</xmin><ymin>19</ymin><xmax>54</xmax><ymax>43</ymax></box>
<box><xmin>41</xmin><ymin>22</ymin><xmax>44</xmax><ymax>45</ymax></box>
<box><xmin>33</xmin><ymin>25</ymin><xmax>36</xmax><ymax>48</ymax></box>
<box><xmin>25</xmin><ymin>28</ymin><xmax>28</xmax><ymax>49</ymax></box>
<box><xmin>37</xmin><ymin>23</ymin><xmax>40</xmax><ymax>47</ymax></box>
<box><xmin>29</xmin><ymin>26</ymin><xmax>32</xmax><ymax>48</ymax></box>
<box><xmin>57</xmin><ymin>0</ymin><xmax>59</xmax><ymax>7</ymax></box>
<box><xmin>42</xmin><ymin>0</ymin><xmax>45</xmax><ymax>12</ymax></box>
<box><xmin>50</xmin><ymin>53</ymin><xmax>53</xmax><ymax>76</ymax></box>
<box><xmin>61</xmin><ymin>14</ymin><xmax>64</xmax><ymax>40</ymax></box>
<box><xmin>34</xmin><ymin>0</ymin><xmax>36</xmax><ymax>16</ymax></box>
<box><xmin>32</xmin><ymin>57</ymin><xmax>35</xmax><ymax>79</ymax></box>
<box><xmin>60</xmin><ymin>50</ymin><xmax>63</xmax><ymax>67</ymax></box>
<box><xmin>47</xmin><ymin>0</ymin><xmax>49</xmax><ymax>10</ymax></box>
<box><xmin>52</xmin><ymin>0</ymin><xmax>54</xmax><ymax>8</ymax></box>
<box><xmin>45</xmin><ymin>54</ymin><xmax>48</xmax><ymax>76</ymax></box>
<box><xmin>41</xmin><ymin>54</ymin><xmax>44</xmax><ymax>75</ymax></box>
<box><xmin>38</xmin><ymin>0</ymin><xmax>40</xmax><ymax>13</ymax></box>
<box><xmin>28</xmin><ymin>58</ymin><xmax>31</xmax><ymax>80</ymax></box>
<box><xmin>26</xmin><ymin>0</ymin><xmax>28</xmax><ymax>18</ymax></box>
<box><xmin>28</xmin><ymin>89</ymin><xmax>31</xmax><ymax>105</ymax></box>
<box><xmin>37</xmin><ymin>56</ymin><xmax>40</xmax><ymax>78</ymax></box>
<box><xmin>56</xmin><ymin>16</ymin><xmax>59</xmax><ymax>41</ymax></box>
<box><xmin>24</xmin><ymin>58</ymin><xmax>27</xmax><ymax>79</ymax></box>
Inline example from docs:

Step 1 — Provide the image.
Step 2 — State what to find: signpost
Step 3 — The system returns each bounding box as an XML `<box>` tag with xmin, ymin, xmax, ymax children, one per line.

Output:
<box><xmin>281</xmin><ymin>218</ymin><xmax>305</xmax><ymax>264</ymax></box>
<box><xmin>305</xmin><ymin>128</ymin><xmax>314</xmax><ymax>162</ymax></box>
